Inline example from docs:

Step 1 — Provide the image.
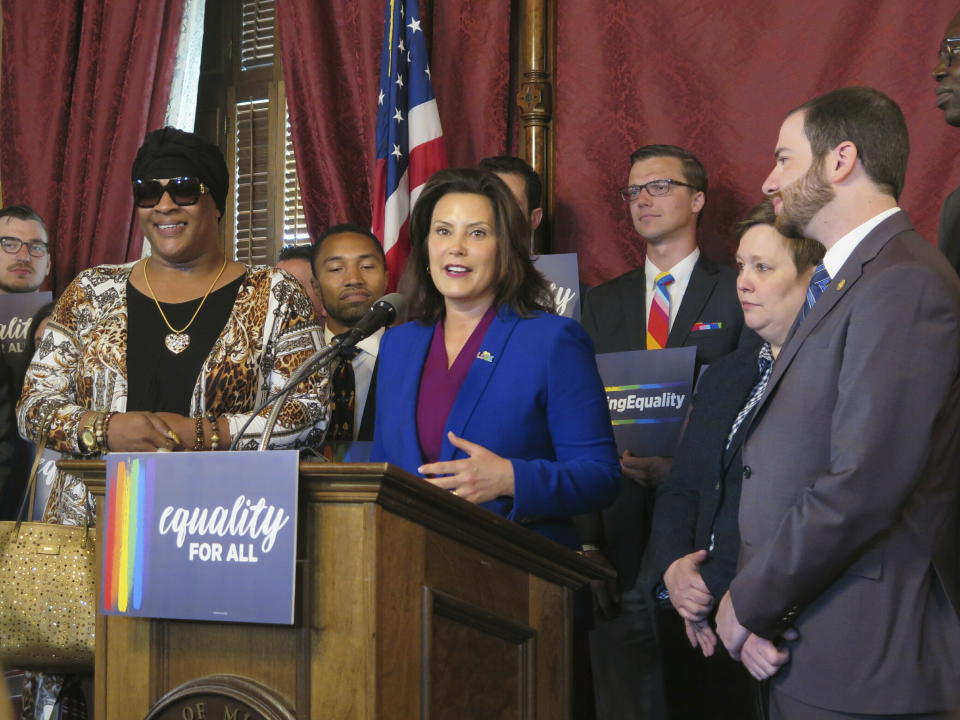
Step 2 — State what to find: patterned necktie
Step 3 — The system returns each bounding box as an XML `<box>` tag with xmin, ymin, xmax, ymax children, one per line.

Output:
<box><xmin>328</xmin><ymin>344</ymin><xmax>361</xmax><ymax>441</ymax></box>
<box><xmin>646</xmin><ymin>272</ymin><xmax>675</xmax><ymax>350</ymax></box>
<box><xmin>800</xmin><ymin>263</ymin><xmax>831</xmax><ymax>322</ymax></box>
<box><xmin>726</xmin><ymin>342</ymin><xmax>774</xmax><ymax>450</ymax></box>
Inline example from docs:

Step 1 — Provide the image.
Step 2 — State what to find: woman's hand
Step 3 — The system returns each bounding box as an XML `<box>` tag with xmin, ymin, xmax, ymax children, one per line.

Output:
<box><xmin>418</xmin><ymin>431</ymin><xmax>515</xmax><ymax>503</ymax></box>
<box><xmin>154</xmin><ymin>412</ymin><xmax>198</xmax><ymax>450</ymax></box>
<box><xmin>105</xmin><ymin>411</ymin><xmax>176</xmax><ymax>452</ymax></box>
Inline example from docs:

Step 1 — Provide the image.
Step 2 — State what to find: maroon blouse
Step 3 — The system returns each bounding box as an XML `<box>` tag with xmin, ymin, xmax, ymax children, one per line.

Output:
<box><xmin>416</xmin><ymin>306</ymin><xmax>497</xmax><ymax>464</ymax></box>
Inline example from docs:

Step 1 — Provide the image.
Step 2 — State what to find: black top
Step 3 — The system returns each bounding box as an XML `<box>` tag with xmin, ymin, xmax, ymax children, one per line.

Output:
<box><xmin>126</xmin><ymin>274</ymin><xmax>244</xmax><ymax>415</ymax></box>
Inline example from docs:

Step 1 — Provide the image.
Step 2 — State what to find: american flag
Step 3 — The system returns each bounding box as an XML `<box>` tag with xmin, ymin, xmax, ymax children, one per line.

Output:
<box><xmin>371</xmin><ymin>0</ymin><xmax>447</xmax><ymax>287</ymax></box>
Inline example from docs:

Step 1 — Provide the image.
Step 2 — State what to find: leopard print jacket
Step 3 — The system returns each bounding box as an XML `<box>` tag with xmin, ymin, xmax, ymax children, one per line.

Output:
<box><xmin>17</xmin><ymin>262</ymin><xmax>330</xmax><ymax>525</ymax></box>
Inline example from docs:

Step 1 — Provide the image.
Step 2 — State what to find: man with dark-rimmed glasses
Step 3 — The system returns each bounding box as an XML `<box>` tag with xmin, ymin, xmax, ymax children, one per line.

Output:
<box><xmin>0</xmin><ymin>204</ymin><xmax>50</xmax><ymax>295</ymax></box>
<box><xmin>579</xmin><ymin>144</ymin><xmax>752</xmax><ymax>720</ymax></box>
<box><xmin>935</xmin><ymin>11</ymin><xmax>960</xmax><ymax>276</ymax></box>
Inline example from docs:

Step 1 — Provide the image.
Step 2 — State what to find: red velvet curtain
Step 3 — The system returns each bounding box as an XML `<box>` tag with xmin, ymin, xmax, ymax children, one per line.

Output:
<box><xmin>276</xmin><ymin>0</ymin><xmax>516</xmax><ymax>241</ymax></box>
<box><xmin>0</xmin><ymin>0</ymin><xmax>184</xmax><ymax>294</ymax></box>
<box><xmin>555</xmin><ymin>0</ymin><xmax>960</xmax><ymax>286</ymax></box>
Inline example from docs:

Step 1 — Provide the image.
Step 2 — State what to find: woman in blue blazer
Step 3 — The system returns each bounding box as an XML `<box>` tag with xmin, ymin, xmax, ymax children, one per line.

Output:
<box><xmin>371</xmin><ymin>168</ymin><xmax>620</xmax><ymax>549</ymax></box>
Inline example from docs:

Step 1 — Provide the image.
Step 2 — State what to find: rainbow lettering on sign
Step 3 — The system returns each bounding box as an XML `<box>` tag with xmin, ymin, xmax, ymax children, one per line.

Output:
<box><xmin>102</xmin><ymin>457</ymin><xmax>154</xmax><ymax>613</ymax></box>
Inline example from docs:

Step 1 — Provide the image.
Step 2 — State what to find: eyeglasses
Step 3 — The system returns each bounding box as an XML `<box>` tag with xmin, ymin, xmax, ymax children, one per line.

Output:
<box><xmin>133</xmin><ymin>177</ymin><xmax>209</xmax><ymax>208</ymax></box>
<box><xmin>0</xmin><ymin>237</ymin><xmax>48</xmax><ymax>257</ymax></box>
<box><xmin>619</xmin><ymin>178</ymin><xmax>700</xmax><ymax>202</ymax></box>
<box><xmin>939</xmin><ymin>37</ymin><xmax>960</xmax><ymax>68</ymax></box>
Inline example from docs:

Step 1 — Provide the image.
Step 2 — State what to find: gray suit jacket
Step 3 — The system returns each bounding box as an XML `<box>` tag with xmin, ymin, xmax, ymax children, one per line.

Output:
<box><xmin>940</xmin><ymin>186</ymin><xmax>960</xmax><ymax>276</ymax></box>
<box><xmin>730</xmin><ymin>211</ymin><xmax>960</xmax><ymax>714</ymax></box>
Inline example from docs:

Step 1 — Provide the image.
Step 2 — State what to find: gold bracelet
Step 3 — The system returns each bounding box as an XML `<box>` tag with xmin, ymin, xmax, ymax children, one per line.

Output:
<box><xmin>206</xmin><ymin>412</ymin><xmax>220</xmax><ymax>451</ymax></box>
<box><xmin>194</xmin><ymin>415</ymin><xmax>205</xmax><ymax>451</ymax></box>
<box><xmin>101</xmin><ymin>411</ymin><xmax>118</xmax><ymax>452</ymax></box>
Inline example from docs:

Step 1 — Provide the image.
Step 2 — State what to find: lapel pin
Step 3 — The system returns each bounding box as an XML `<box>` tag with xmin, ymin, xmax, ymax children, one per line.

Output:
<box><xmin>476</xmin><ymin>350</ymin><xmax>494</xmax><ymax>363</ymax></box>
<box><xmin>836</xmin><ymin>279</ymin><xmax>846</xmax><ymax>291</ymax></box>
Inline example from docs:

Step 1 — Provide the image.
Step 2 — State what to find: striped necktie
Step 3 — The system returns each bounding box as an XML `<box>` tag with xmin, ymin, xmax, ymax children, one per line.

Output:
<box><xmin>646</xmin><ymin>272</ymin><xmax>674</xmax><ymax>350</ymax></box>
<box><xmin>800</xmin><ymin>263</ymin><xmax>831</xmax><ymax>322</ymax></box>
<box><xmin>726</xmin><ymin>342</ymin><xmax>774</xmax><ymax>449</ymax></box>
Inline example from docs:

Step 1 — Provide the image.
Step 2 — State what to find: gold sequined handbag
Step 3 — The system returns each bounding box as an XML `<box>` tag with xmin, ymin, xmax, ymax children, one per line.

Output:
<box><xmin>0</xmin><ymin>418</ymin><xmax>96</xmax><ymax>671</ymax></box>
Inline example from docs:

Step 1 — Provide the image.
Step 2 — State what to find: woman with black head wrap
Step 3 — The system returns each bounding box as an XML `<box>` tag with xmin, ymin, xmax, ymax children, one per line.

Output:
<box><xmin>17</xmin><ymin>127</ymin><xmax>329</xmax><ymax>528</ymax></box>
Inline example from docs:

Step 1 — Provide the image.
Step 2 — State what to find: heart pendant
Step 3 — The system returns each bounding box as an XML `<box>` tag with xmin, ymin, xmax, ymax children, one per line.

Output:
<box><xmin>164</xmin><ymin>333</ymin><xmax>190</xmax><ymax>354</ymax></box>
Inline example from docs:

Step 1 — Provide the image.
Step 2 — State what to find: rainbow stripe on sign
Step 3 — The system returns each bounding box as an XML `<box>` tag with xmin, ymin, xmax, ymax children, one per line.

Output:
<box><xmin>102</xmin><ymin>457</ymin><xmax>154</xmax><ymax>614</ymax></box>
<box><xmin>604</xmin><ymin>381</ymin><xmax>689</xmax><ymax>392</ymax></box>
<box><xmin>612</xmin><ymin>417</ymin><xmax>684</xmax><ymax>426</ymax></box>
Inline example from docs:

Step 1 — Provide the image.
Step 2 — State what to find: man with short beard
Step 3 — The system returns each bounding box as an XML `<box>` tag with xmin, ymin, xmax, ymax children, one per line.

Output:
<box><xmin>934</xmin><ymin>10</ymin><xmax>960</xmax><ymax>276</ymax></box>
<box><xmin>715</xmin><ymin>87</ymin><xmax>960</xmax><ymax>719</ymax></box>
<box><xmin>311</xmin><ymin>224</ymin><xmax>389</xmax><ymax>442</ymax></box>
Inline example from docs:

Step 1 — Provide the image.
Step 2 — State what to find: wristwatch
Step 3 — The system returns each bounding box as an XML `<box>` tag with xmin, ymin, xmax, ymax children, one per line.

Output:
<box><xmin>78</xmin><ymin>414</ymin><xmax>102</xmax><ymax>454</ymax></box>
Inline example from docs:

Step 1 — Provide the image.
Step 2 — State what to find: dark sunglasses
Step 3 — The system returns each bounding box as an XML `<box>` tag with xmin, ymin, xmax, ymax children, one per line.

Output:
<box><xmin>133</xmin><ymin>177</ymin><xmax>209</xmax><ymax>208</ymax></box>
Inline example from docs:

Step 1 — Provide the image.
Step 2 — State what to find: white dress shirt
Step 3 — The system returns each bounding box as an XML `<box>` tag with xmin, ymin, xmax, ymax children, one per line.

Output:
<box><xmin>644</xmin><ymin>247</ymin><xmax>700</xmax><ymax>331</ymax></box>
<box><xmin>324</xmin><ymin>326</ymin><xmax>383</xmax><ymax>440</ymax></box>
<box><xmin>823</xmin><ymin>207</ymin><xmax>900</xmax><ymax>278</ymax></box>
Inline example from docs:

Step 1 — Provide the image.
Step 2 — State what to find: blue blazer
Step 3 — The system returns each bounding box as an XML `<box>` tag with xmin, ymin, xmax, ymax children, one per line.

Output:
<box><xmin>371</xmin><ymin>306</ymin><xmax>620</xmax><ymax>548</ymax></box>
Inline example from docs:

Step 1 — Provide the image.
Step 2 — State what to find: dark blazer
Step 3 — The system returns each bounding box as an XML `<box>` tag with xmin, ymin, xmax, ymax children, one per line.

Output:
<box><xmin>646</xmin><ymin>345</ymin><xmax>759</xmax><ymax>600</ymax></box>
<box><xmin>580</xmin><ymin>252</ymin><xmax>754</xmax><ymax>589</ymax></box>
<box><xmin>731</xmin><ymin>211</ymin><xmax>960</xmax><ymax>714</ymax></box>
<box><xmin>0</xmin><ymin>346</ymin><xmax>17</xmax><ymax>519</ymax></box>
<box><xmin>940</xmin><ymin>185</ymin><xmax>960</xmax><ymax>276</ymax></box>
<box><xmin>370</xmin><ymin>306</ymin><xmax>621</xmax><ymax>549</ymax></box>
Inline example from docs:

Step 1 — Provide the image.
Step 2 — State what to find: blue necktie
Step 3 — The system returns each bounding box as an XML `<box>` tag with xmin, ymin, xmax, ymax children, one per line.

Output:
<box><xmin>800</xmin><ymin>263</ymin><xmax>831</xmax><ymax>322</ymax></box>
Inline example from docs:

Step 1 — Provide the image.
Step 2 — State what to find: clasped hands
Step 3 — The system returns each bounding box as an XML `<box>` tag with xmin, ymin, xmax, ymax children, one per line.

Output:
<box><xmin>418</xmin><ymin>431</ymin><xmax>515</xmax><ymax>503</ymax></box>
<box><xmin>665</xmin><ymin>550</ymin><xmax>797</xmax><ymax>681</ymax></box>
<box><xmin>92</xmin><ymin>411</ymin><xmax>221</xmax><ymax>452</ymax></box>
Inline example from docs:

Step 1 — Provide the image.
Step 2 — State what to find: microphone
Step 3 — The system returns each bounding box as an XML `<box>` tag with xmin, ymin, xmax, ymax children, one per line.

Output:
<box><xmin>336</xmin><ymin>292</ymin><xmax>406</xmax><ymax>351</ymax></box>
<box><xmin>232</xmin><ymin>293</ymin><xmax>406</xmax><ymax>451</ymax></box>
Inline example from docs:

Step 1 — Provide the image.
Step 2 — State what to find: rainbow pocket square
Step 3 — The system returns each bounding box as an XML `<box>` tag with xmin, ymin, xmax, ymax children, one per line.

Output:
<box><xmin>691</xmin><ymin>322</ymin><xmax>723</xmax><ymax>331</ymax></box>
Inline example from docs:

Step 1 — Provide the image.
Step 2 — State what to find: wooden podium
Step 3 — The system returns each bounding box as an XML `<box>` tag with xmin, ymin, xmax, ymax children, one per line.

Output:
<box><xmin>65</xmin><ymin>460</ymin><xmax>611</xmax><ymax>720</ymax></box>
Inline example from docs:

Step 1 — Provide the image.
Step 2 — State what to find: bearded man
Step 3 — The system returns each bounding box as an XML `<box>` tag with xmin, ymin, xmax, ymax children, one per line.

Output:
<box><xmin>715</xmin><ymin>87</ymin><xmax>960</xmax><ymax>719</ymax></box>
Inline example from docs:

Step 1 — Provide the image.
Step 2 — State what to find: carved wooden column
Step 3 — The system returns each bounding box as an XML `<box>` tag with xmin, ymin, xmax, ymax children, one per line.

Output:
<box><xmin>517</xmin><ymin>0</ymin><xmax>556</xmax><ymax>254</ymax></box>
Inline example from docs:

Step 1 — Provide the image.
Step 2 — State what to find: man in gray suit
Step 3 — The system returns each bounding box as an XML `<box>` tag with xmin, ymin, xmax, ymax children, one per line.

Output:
<box><xmin>716</xmin><ymin>87</ymin><xmax>960</xmax><ymax>718</ymax></box>
<box><xmin>935</xmin><ymin>10</ymin><xmax>960</xmax><ymax>276</ymax></box>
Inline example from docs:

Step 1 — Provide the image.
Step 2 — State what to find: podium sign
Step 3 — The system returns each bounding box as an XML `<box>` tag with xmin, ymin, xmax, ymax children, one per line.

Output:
<box><xmin>596</xmin><ymin>346</ymin><xmax>696</xmax><ymax>457</ymax></box>
<box><xmin>101</xmin><ymin>450</ymin><xmax>299</xmax><ymax>624</ymax></box>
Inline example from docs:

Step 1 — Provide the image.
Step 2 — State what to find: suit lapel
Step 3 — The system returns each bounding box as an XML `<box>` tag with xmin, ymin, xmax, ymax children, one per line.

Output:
<box><xmin>720</xmin><ymin>350</ymin><xmax>763</xmax><ymax>473</ymax></box>
<box><xmin>440</xmin><ymin>307</ymin><xmax>521</xmax><ymax>461</ymax></box>
<box><xmin>749</xmin><ymin>211</ymin><xmax>910</xmax><ymax>425</ymax></box>
<box><xmin>625</xmin><ymin>269</ymin><xmax>647</xmax><ymax>349</ymax></box>
<box><xmin>394</xmin><ymin>323</ymin><xmax>433</xmax><ymax>463</ymax></box>
<box><xmin>668</xmin><ymin>255</ymin><xmax>716</xmax><ymax>347</ymax></box>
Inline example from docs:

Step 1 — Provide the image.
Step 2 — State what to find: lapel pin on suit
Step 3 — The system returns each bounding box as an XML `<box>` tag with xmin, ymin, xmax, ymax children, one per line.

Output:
<box><xmin>836</xmin><ymin>279</ymin><xmax>847</xmax><ymax>291</ymax></box>
<box><xmin>476</xmin><ymin>350</ymin><xmax>495</xmax><ymax>362</ymax></box>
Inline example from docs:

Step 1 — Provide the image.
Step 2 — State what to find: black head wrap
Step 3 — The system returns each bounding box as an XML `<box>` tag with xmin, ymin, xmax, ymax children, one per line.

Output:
<box><xmin>131</xmin><ymin>127</ymin><xmax>229</xmax><ymax>217</ymax></box>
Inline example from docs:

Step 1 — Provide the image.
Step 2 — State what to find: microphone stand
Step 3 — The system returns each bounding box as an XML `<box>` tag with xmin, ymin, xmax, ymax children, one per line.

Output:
<box><xmin>256</xmin><ymin>341</ymin><xmax>345</xmax><ymax>451</ymax></box>
<box><xmin>227</xmin><ymin>339</ymin><xmax>345</xmax><ymax>451</ymax></box>
<box><xmin>230</xmin><ymin>292</ymin><xmax>405</xmax><ymax>452</ymax></box>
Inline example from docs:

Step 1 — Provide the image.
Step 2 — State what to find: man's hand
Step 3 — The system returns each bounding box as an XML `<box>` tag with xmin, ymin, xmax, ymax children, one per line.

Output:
<box><xmin>684</xmin><ymin>618</ymin><xmax>718</xmax><ymax>657</ymax></box>
<box><xmin>716</xmin><ymin>591</ymin><xmax>750</xmax><ymax>660</ymax></box>
<box><xmin>663</xmin><ymin>549</ymin><xmax>714</xmax><ymax>622</ymax></box>
<box><xmin>620</xmin><ymin>452</ymin><xmax>672</xmax><ymax>487</ymax></box>
<box><xmin>740</xmin><ymin>629</ymin><xmax>798</xmax><ymax>680</ymax></box>
<box><xmin>582</xmin><ymin>549</ymin><xmax>621</xmax><ymax>621</ymax></box>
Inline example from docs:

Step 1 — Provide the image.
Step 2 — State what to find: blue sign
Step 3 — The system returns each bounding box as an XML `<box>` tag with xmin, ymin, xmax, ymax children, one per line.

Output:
<box><xmin>596</xmin><ymin>346</ymin><xmax>697</xmax><ymax>457</ymax></box>
<box><xmin>101</xmin><ymin>451</ymin><xmax>299</xmax><ymax>625</ymax></box>
<box><xmin>533</xmin><ymin>253</ymin><xmax>581</xmax><ymax>320</ymax></box>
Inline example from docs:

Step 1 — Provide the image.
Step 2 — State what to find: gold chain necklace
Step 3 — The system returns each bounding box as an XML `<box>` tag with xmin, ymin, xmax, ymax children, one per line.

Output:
<box><xmin>142</xmin><ymin>255</ymin><xmax>229</xmax><ymax>354</ymax></box>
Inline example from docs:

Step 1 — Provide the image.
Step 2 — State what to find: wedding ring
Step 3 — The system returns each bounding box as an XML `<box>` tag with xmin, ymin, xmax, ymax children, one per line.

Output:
<box><xmin>167</xmin><ymin>430</ymin><xmax>182</xmax><ymax>446</ymax></box>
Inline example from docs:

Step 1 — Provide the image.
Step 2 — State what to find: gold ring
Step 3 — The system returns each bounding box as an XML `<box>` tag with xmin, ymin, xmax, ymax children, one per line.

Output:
<box><xmin>167</xmin><ymin>430</ymin><xmax>182</xmax><ymax>446</ymax></box>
